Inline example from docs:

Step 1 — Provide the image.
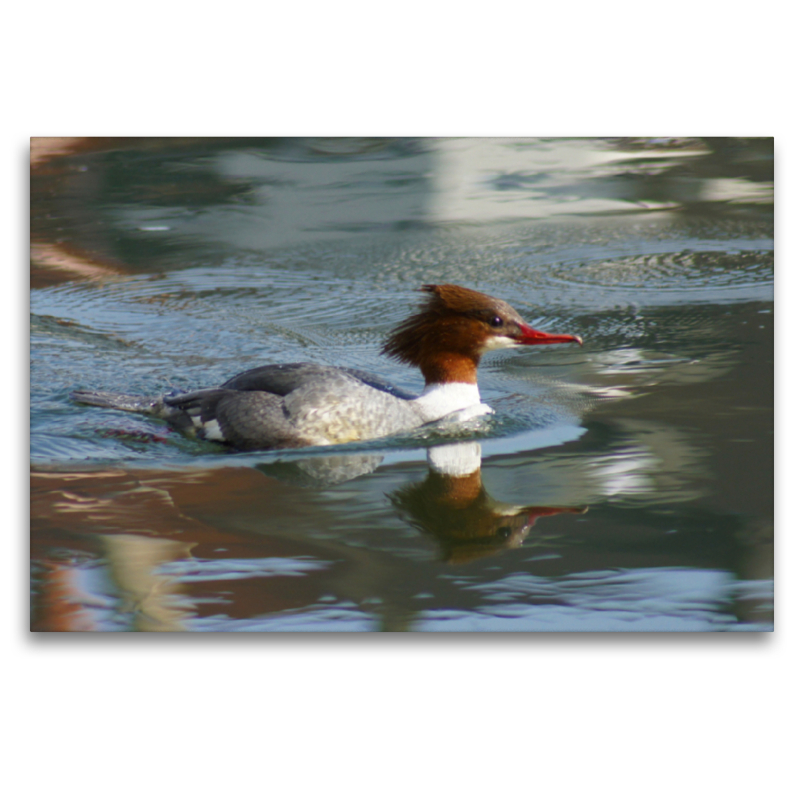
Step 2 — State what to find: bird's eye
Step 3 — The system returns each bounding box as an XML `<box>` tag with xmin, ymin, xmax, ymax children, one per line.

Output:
<box><xmin>490</xmin><ymin>316</ymin><xmax>503</xmax><ymax>328</ymax></box>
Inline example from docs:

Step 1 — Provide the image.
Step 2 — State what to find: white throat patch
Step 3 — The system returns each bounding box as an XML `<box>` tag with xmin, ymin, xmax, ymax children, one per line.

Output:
<box><xmin>479</xmin><ymin>334</ymin><xmax>520</xmax><ymax>353</ymax></box>
<box><xmin>412</xmin><ymin>382</ymin><xmax>486</xmax><ymax>423</ymax></box>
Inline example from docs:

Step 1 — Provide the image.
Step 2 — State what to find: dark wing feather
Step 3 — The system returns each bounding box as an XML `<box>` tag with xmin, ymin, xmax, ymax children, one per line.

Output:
<box><xmin>221</xmin><ymin>363</ymin><xmax>417</xmax><ymax>400</ymax></box>
<box><xmin>339</xmin><ymin>368</ymin><xmax>417</xmax><ymax>401</ymax></box>
<box><xmin>162</xmin><ymin>388</ymin><xmax>231</xmax><ymax>423</ymax></box>
<box><xmin>221</xmin><ymin>363</ymin><xmax>330</xmax><ymax>394</ymax></box>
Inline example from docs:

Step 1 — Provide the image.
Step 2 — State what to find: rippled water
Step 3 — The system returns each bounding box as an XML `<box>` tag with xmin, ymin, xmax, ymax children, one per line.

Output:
<box><xmin>30</xmin><ymin>137</ymin><xmax>773</xmax><ymax>632</ymax></box>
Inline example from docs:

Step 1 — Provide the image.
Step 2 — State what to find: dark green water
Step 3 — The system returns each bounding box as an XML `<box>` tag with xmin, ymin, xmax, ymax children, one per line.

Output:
<box><xmin>30</xmin><ymin>137</ymin><xmax>773</xmax><ymax>631</ymax></box>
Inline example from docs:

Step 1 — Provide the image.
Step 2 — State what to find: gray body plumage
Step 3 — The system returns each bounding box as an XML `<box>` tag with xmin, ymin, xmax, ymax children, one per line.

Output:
<box><xmin>71</xmin><ymin>363</ymin><xmax>426</xmax><ymax>451</ymax></box>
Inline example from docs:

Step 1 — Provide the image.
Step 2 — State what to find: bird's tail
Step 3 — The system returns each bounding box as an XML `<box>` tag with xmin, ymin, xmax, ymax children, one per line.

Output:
<box><xmin>70</xmin><ymin>390</ymin><xmax>162</xmax><ymax>414</ymax></box>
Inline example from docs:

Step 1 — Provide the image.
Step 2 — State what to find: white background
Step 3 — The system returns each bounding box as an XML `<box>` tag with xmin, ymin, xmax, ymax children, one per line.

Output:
<box><xmin>7</xmin><ymin>3</ymin><xmax>796</xmax><ymax>798</ymax></box>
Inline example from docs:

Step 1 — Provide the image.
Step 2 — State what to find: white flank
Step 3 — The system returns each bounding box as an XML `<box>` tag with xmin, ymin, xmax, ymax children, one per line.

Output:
<box><xmin>201</xmin><ymin>419</ymin><xmax>225</xmax><ymax>441</ymax></box>
<box><xmin>438</xmin><ymin>403</ymin><xmax>494</xmax><ymax>423</ymax></box>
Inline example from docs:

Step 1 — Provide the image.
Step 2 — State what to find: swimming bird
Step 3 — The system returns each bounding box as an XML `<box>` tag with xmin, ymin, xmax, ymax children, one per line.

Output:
<box><xmin>71</xmin><ymin>284</ymin><xmax>582</xmax><ymax>450</ymax></box>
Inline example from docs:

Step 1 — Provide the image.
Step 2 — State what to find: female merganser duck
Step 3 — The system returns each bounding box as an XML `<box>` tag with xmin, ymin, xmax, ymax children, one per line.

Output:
<box><xmin>71</xmin><ymin>284</ymin><xmax>582</xmax><ymax>451</ymax></box>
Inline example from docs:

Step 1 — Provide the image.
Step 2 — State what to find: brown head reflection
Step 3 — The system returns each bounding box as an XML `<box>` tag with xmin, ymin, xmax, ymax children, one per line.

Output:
<box><xmin>390</xmin><ymin>443</ymin><xmax>587</xmax><ymax>564</ymax></box>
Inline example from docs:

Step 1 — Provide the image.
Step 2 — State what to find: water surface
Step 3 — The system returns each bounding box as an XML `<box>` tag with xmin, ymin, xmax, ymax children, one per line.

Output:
<box><xmin>30</xmin><ymin>137</ymin><xmax>773</xmax><ymax>632</ymax></box>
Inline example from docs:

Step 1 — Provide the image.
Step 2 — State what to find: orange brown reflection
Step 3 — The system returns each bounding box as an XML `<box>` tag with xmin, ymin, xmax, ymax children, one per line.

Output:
<box><xmin>31</xmin><ymin>137</ymin><xmax>136</xmax><ymax>169</ymax></box>
<box><xmin>31</xmin><ymin>137</ymin><xmax>138</xmax><ymax>289</ymax></box>
<box><xmin>31</xmin><ymin>445</ymin><xmax>589</xmax><ymax>631</ymax></box>
<box><xmin>30</xmin><ymin>242</ymin><xmax>126</xmax><ymax>286</ymax></box>
<box><xmin>391</xmin><ymin>443</ymin><xmax>586</xmax><ymax>564</ymax></box>
<box><xmin>30</xmin><ymin>468</ymin><xmax>341</xmax><ymax>631</ymax></box>
<box><xmin>35</xmin><ymin>559</ymin><xmax>107</xmax><ymax>632</ymax></box>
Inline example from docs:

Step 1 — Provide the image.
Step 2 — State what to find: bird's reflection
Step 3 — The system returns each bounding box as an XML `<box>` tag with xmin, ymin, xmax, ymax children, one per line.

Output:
<box><xmin>390</xmin><ymin>443</ymin><xmax>586</xmax><ymax>563</ymax></box>
<box><xmin>255</xmin><ymin>453</ymin><xmax>384</xmax><ymax>487</ymax></box>
<box><xmin>258</xmin><ymin>441</ymin><xmax>587</xmax><ymax>563</ymax></box>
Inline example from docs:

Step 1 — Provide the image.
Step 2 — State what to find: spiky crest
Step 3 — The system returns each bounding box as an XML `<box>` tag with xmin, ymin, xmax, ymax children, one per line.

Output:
<box><xmin>381</xmin><ymin>284</ymin><xmax>523</xmax><ymax>384</ymax></box>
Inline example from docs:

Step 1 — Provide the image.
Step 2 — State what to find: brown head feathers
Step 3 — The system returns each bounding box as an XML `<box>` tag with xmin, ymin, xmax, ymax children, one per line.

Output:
<box><xmin>381</xmin><ymin>284</ymin><xmax>528</xmax><ymax>384</ymax></box>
